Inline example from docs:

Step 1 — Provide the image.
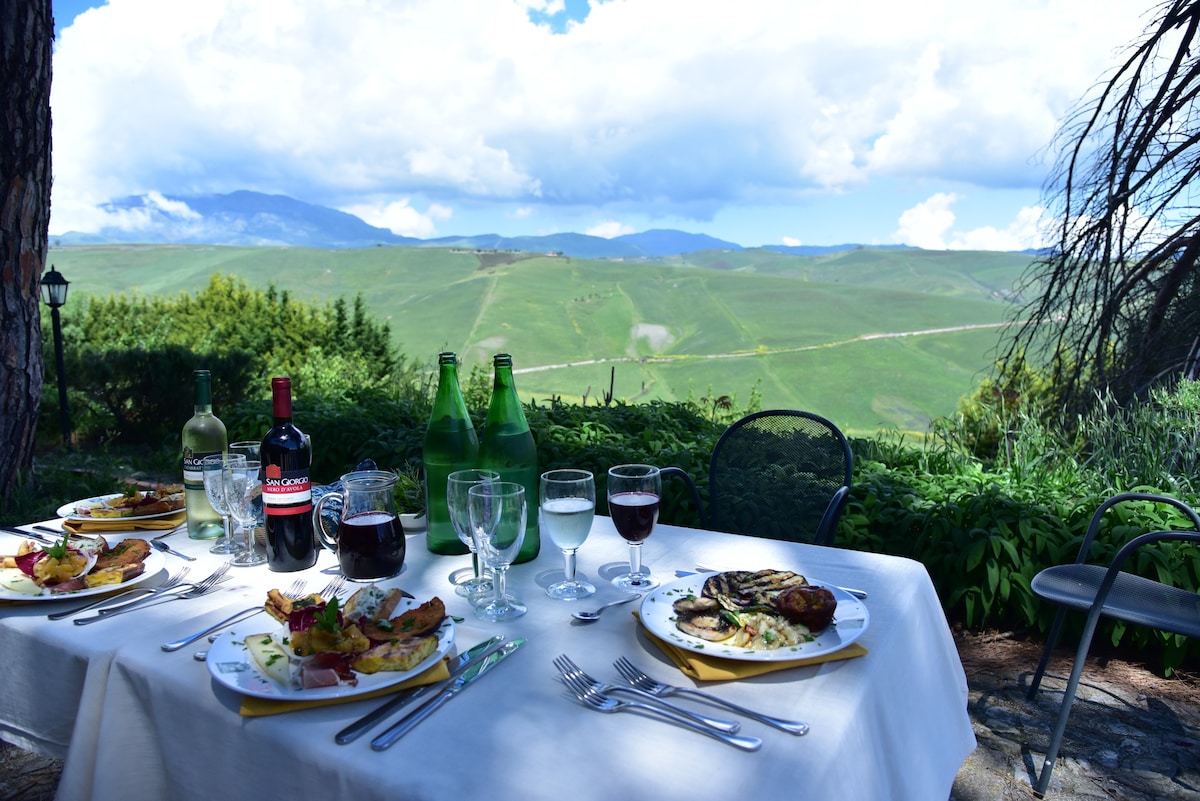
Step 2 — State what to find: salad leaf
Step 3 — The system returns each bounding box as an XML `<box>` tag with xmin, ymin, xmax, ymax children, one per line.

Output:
<box><xmin>314</xmin><ymin>597</ymin><xmax>343</xmax><ymax>633</ymax></box>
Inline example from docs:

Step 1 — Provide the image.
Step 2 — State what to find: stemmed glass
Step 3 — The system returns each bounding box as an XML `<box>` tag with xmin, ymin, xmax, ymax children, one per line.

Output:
<box><xmin>468</xmin><ymin>481</ymin><xmax>527</xmax><ymax>622</ymax></box>
<box><xmin>607</xmin><ymin>464</ymin><xmax>661</xmax><ymax>590</ymax></box>
<box><xmin>228</xmin><ymin>441</ymin><xmax>263</xmax><ymax>552</ymax></box>
<box><xmin>447</xmin><ymin>469</ymin><xmax>499</xmax><ymax>599</ymax></box>
<box><xmin>229</xmin><ymin>460</ymin><xmax>266</xmax><ymax>567</ymax></box>
<box><xmin>541</xmin><ymin>469</ymin><xmax>596</xmax><ymax>600</ymax></box>
<box><xmin>202</xmin><ymin>453</ymin><xmax>247</xmax><ymax>555</ymax></box>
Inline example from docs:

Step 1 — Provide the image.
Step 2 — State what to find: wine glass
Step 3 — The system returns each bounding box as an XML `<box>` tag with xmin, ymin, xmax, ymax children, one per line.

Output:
<box><xmin>447</xmin><ymin>469</ymin><xmax>499</xmax><ymax>598</ymax></box>
<box><xmin>229</xmin><ymin>460</ymin><xmax>267</xmax><ymax>567</ymax></box>
<box><xmin>202</xmin><ymin>453</ymin><xmax>247</xmax><ymax>555</ymax></box>
<box><xmin>541</xmin><ymin>469</ymin><xmax>596</xmax><ymax>600</ymax></box>
<box><xmin>607</xmin><ymin>464</ymin><xmax>661</xmax><ymax>590</ymax></box>
<box><xmin>468</xmin><ymin>481</ymin><xmax>527</xmax><ymax>622</ymax></box>
<box><xmin>228</xmin><ymin>441</ymin><xmax>263</xmax><ymax>549</ymax></box>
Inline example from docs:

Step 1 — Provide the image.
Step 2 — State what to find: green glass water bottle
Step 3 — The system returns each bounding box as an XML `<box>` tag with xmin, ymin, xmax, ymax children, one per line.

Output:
<box><xmin>479</xmin><ymin>353</ymin><xmax>540</xmax><ymax>563</ymax></box>
<box><xmin>423</xmin><ymin>352</ymin><xmax>479</xmax><ymax>555</ymax></box>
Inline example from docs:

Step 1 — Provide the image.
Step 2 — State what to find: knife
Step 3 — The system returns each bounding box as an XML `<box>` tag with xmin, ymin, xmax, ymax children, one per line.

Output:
<box><xmin>335</xmin><ymin>634</ymin><xmax>505</xmax><ymax>745</ymax></box>
<box><xmin>35</xmin><ymin>524</ymin><xmax>101</xmax><ymax>541</ymax></box>
<box><xmin>0</xmin><ymin>526</ymin><xmax>54</xmax><ymax>545</ymax></box>
<box><xmin>370</xmin><ymin>638</ymin><xmax>526</xmax><ymax>750</ymax></box>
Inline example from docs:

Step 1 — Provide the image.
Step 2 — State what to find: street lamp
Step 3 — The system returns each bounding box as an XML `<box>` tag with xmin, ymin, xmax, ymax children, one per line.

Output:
<box><xmin>39</xmin><ymin>266</ymin><xmax>71</xmax><ymax>449</ymax></box>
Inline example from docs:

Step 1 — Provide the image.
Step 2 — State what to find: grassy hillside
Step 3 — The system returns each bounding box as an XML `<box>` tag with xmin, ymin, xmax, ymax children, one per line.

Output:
<box><xmin>47</xmin><ymin>244</ymin><xmax>1036</xmax><ymax>435</ymax></box>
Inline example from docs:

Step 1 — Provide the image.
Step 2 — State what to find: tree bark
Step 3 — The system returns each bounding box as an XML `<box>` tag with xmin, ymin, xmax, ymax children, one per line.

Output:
<box><xmin>0</xmin><ymin>0</ymin><xmax>52</xmax><ymax>501</ymax></box>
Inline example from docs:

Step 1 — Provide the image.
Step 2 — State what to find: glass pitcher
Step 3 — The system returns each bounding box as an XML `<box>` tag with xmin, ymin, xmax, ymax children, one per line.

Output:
<box><xmin>314</xmin><ymin>470</ymin><xmax>405</xmax><ymax>580</ymax></box>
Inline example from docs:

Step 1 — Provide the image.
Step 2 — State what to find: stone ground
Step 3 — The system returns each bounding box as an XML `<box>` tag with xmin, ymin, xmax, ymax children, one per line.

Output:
<box><xmin>2</xmin><ymin>630</ymin><xmax>1199</xmax><ymax>801</ymax></box>
<box><xmin>950</xmin><ymin>629</ymin><xmax>1200</xmax><ymax>800</ymax></box>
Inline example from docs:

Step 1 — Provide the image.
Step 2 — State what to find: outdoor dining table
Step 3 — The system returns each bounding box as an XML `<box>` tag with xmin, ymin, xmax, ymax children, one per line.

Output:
<box><xmin>0</xmin><ymin>515</ymin><xmax>975</xmax><ymax>801</ymax></box>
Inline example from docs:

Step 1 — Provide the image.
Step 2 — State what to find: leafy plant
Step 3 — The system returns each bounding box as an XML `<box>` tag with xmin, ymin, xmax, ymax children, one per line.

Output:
<box><xmin>392</xmin><ymin>460</ymin><xmax>426</xmax><ymax>515</ymax></box>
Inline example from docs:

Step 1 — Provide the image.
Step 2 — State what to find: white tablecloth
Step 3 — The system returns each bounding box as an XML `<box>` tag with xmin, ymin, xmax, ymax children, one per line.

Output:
<box><xmin>0</xmin><ymin>517</ymin><xmax>975</xmax><ymax>801</ymax></box>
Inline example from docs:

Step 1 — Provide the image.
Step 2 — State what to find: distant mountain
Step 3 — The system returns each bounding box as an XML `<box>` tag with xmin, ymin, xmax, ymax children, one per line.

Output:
<box><xmin>58</xmin><ymin>190</ymin><xmax>422</xmax><ymax>249</ymax></box>
<box><xmin>52</xmin><ymin>189</ymin><xmax>862</xmax><ymax>257</ymax></box>
<box><xmin>613</xmin><ymin>229</ymin><xmax>742</xmax><ymax>257</ymax></box>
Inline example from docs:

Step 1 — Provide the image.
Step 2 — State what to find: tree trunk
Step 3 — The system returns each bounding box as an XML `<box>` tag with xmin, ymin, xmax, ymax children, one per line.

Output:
<box><xmin>0</xmin><ymin>0</ymin><xmax>52</xmax><ymax>502</ymax></box>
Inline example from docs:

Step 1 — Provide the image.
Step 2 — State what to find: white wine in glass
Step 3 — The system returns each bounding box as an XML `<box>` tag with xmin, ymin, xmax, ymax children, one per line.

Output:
<box><xmin>541</xmin><ymin>469</ymin><xmax>595</xmax><ymax>600</ymax></box>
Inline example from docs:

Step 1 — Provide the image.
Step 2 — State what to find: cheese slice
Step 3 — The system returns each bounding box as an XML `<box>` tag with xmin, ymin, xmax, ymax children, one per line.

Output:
<box><xmin>0</xmin><ymin>567</ymin><xmax>43</xmax><ymax>596</ymax></box>
<box><xmin>243</xmin><ymin>632</ymin><xmax>295</xmax><ymax>687</ymax></box>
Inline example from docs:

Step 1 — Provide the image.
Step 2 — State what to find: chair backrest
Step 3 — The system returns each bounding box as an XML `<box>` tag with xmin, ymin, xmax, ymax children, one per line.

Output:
<box><xmin>707</xmin><ymin>410</ymin><xmax>853</xmax><ymax>545</ymax></box>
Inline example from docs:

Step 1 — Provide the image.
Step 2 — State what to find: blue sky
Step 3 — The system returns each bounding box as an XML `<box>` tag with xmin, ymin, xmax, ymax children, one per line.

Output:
<box><xmin>49</xmin><ymin>0</ymin><xmax>1150</xmax><ymax>249</ymax></box>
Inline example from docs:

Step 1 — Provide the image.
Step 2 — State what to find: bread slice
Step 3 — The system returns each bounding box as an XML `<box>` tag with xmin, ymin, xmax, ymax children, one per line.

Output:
<box><xmin>344</xmin><ymin>585</ymin><xmax>404</xmax><ymax>622</ymax></box>
<box><xmin>264</xmin><ymin>590</ymin><xmax>323</xmax><ymax>623</ymax></box>
<box><xmin>352</xmin><ymin>634</ymin><xmax>438</xmax><ymax>674</ymax></box>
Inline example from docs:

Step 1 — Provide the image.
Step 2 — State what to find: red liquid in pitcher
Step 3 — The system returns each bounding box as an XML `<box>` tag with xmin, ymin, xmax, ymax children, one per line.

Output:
<box><xmin>338</xmin><ymin>511</ymin><xmax>405</xmax><ymax>580</ymax></box>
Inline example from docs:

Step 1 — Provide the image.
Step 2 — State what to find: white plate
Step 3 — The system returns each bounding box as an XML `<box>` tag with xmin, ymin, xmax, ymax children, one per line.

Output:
<box><xmin>0</xmin><ymin>548</ymin><xmax>166</xmax><ymax>602</ymax></box>
<box><xmin>57</xmin><ymin>493</ymin><xmax>185</xmax><ymax>522</ymax></box>
<box><xmin>638</xmin><ymin>573</ymin><xmax>870</xmax><ymax>662</ymax></box>
<box><xmin>206</xmin><ymin>603</ymin><xmax>456</xmax><ymax>700</ymax></box>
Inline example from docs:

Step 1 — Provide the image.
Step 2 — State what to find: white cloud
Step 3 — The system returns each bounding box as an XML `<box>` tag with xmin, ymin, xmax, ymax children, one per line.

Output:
<box><xmin>782</xmin><ymin>236</ymin><xmax>803</xmax><ymax>247</ymax></box>
<box><xmin>49</xmin><ymin>0</ymin><xmax>1151</xmax><ymax>242</ymax></box>
<box><xmin>586</xmin><ymin>220</ymin><xmax>636</xmax><ymax>238</ymax></box>
<box><xmin>342</xmin><ymin>199</ymin><xmax>453</xmax><ymax>238</ymax></box>
<box><xmin>895</xmin><ymin>193</ymin><xmax>1051</xmax><ymax>251</ymax></box>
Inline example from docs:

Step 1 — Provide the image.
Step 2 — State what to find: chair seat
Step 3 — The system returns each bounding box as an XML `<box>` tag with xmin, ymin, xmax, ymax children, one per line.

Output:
<box><xmin>1032</xmin><ymin>563</ymin><xmax>1200</xmax><ymax>639</ymax></box>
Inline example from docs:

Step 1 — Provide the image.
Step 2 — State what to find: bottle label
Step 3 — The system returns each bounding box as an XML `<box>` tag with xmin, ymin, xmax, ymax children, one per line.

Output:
<box><xmin>182</xmin><ymin>447</ymin><xmax>220</xmax><ymax>490</ymax></box>
<box><xmin>262</xmin><ymin>464</ymin><xmax>313</xmax><ymax>515</ymax></box>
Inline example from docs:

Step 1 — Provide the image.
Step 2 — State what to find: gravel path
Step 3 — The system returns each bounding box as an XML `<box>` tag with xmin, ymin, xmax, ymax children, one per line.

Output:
<box><xmin>3</xmin><ymin>630</ymin><xmax>1198</xmax><ymax>800</ymax></box>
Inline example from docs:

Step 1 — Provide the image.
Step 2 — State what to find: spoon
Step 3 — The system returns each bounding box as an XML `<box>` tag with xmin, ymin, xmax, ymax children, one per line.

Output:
<box><xmin>571</xmin><ymin>593</ymin><xmax>642</xmax><ymax>622</ymax></box>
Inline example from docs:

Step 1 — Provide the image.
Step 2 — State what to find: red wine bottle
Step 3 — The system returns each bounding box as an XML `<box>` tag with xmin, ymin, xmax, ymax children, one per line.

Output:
<box><xmin>260</xmin><ymin>376</ymin><xmax>317</xmax><ymax>572</ymax></box>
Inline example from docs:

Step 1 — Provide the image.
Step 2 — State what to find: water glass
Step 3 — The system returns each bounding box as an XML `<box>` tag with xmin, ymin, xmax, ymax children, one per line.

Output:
<box><xmin>447</xmin><ymin>469</ymin><xmax>499</xmax><ymax>598</ymax></box>
<box><xmin>607</xmin><ymin>464</ymin><xmax>661</xmax><ymax>590</ymax></box>
<box><xmin>541</xmin><ymin>469</ymin><xmax>596</xmax><ymax>600</ymax></box>
<box><xmin>468</xmin><ymin>481</ymin><xmax>527</xmax><ymax>622</ymax></box>
<box><xmin>229</xmin><ymin>460</ymin><xmax>266</xmax><ymax>567</ymax></box>
<box><xmin>202</xmin><ymin>453</ymin><xmax>247</xmax><ymax>555</ymax></box>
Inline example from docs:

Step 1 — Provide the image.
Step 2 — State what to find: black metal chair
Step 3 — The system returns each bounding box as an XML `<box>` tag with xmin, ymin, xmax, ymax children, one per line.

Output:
<box><xmin>662</xmin><ymin>409</ymin><xmax>853</xmax><ymax>545</ymax></box>
<box><xmin>1026</xmin><ymin>491</ymin><xmax>1200</xmax><ymax>797</ymax></box>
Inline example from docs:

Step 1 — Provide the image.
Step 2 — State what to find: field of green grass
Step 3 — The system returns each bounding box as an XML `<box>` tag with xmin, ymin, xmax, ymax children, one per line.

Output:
<box><xmin>47</xmin><ymin>243</ymin><xmax>1036</xmax><ymax>435</ymax></box>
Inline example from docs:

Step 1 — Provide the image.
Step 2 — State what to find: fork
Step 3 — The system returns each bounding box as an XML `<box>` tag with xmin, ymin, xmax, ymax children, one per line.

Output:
<box><xmin>613</xmin><ymin>656</ymin><xmax>810</xmax><ymax>735</ymax></box>
<box><xmin>319</xmin><ymin>574</ymin><xmax>347</xmax><ymax>599</ymax></box>
<box><xmin>552</xmin><ymin>655</ymin><xmax>740</xmax><ymax>733</ymax></box>
<box><xmin>557</xmin><ymin>664</ymin><xmax>762</xmax><ymax>752</ymax></box>
<box><xmin>47</xmin><ymin>567</ymin><xmax>192</xmax><ymax>621</ymax></box>
<box><xmin>160</xmin><ymin>578</ymin><xmax>308</xmax><ymax>652</ymax></box>
<box><xmin>74</xmin><ymin>561</ymin><xmax>232</xmax><ymax>625</ymax></box>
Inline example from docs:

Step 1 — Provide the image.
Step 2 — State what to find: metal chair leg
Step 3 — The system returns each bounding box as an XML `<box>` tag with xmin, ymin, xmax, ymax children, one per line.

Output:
<box><xmin>1028</xmin><ymin>607</ymin><xmax>1068</xmax><ymax>699</ymax></box>
<box><xmin>1034</xmin><ymin>608</ymin><xmax>1102</xmax><ymax>796</ymax></box>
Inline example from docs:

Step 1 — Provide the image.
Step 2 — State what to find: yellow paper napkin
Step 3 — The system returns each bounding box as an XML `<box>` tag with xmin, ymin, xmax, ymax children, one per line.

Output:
<box><xmin>634</xmin><ymin>611</ymin><xmax>868</xmax><ymax>681</ymax></box>
<box><xmin>63</xmin><ymin>512</ymin><xmax>186</xmax><ymax>534</ymax></box>
<box><xmin>239</xmin><ymin>657</ymin><xmax>451</xmax><ymax>717</ymax></box>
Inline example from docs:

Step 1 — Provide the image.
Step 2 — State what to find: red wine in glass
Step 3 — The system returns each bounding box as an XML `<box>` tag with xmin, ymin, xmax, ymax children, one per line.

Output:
<box><xmin>607</xmin><ymin>465</ymin><xmax>661</xmax><ymax>590</ymax></box>
<box><xmin>609</xmin><ymin>492</ymin><xmax>659</xmax><ymax>542</ymax></box>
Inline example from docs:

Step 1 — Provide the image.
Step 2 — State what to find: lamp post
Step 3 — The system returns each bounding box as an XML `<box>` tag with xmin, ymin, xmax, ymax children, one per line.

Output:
<box><xmin>39</xmin><ymin>266</ymin><xmax>71</xmax><ymax>450</ymax></box>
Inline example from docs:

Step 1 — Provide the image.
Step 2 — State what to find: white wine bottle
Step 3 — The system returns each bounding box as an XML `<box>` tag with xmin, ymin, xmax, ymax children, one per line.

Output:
<box><xmin>182</xmin><ymin>369</ymin><xmax>227</xmax><ymax>539</ymax></box>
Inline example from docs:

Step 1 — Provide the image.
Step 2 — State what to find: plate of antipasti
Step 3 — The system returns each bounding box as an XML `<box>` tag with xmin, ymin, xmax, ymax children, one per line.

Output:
<box><xmin>207</xmin><ymin>584</ymin><xmax>455</xmax><ymax>700</ymax></box>
<box><xmin>639</xmin><ymin>569</ymin><xmax>869</xmax><ymax>662</ymax></box>
<box><xmin>57</xmin><ymin>485</ymin><xmax>186</xmax><ymax>522</ymax></box>
<box><xmin>0</xmin><ymin>535</ymin><xmax>164</xmax><ymax>601</ymax></box>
